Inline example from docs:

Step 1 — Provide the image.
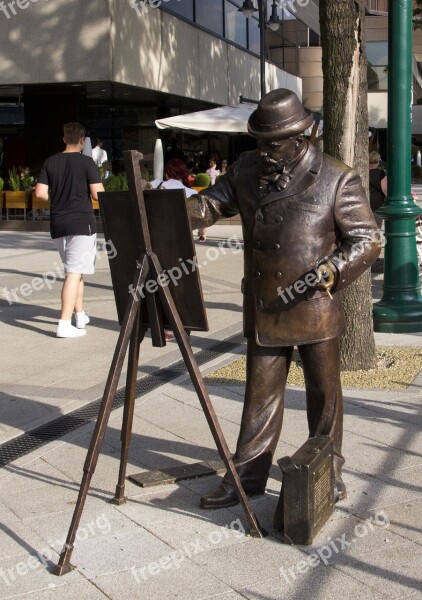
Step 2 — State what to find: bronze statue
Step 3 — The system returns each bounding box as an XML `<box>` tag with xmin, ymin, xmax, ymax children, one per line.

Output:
<box><xmin>186</xmin><ymin>89</ymin><xmax>381</xmax><ymax>518</ymax></box>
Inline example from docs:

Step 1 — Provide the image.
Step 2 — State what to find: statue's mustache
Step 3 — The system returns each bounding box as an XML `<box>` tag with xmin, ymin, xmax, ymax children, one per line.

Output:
<box><xmin>260</xmin><ymin>153</ymin><xmax>286</xmax><ymax>174</ymax></box>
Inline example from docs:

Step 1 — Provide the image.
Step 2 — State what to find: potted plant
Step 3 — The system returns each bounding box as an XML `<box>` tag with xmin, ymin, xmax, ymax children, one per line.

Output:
<box><xmin>5</xmin><ymin>167</ymin><xmax>34</xmax><ymax>219</ymax></box>
<box><xmin>102</xmin><ymin>174</ymin><xmax>129</xmax><ymax>192</ymax></box>
<box><xmin>8</xmin><ymin>166</ymin><xmax>20</xmax><ymax>191</ymax></box>
<box><xmin>20</xmin><ymin>167</ymin><xmax>35</xmax><ymax>192</ymax></box>
<box><xmin>92</xmin><ymin>173</ymin><xmax>128</xmax><ymax>211</ymax></box>
<box><xmin>192</xmin><ymin>173</ymin><xmax>211</xmax><ymax>192</ymax></box>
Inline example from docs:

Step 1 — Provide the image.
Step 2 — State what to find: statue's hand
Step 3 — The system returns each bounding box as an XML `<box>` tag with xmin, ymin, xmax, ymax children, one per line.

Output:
<box><xmin>316</xmin><ymin>263</ymin><xmax>336</xmax><ymax>299</ymax></box>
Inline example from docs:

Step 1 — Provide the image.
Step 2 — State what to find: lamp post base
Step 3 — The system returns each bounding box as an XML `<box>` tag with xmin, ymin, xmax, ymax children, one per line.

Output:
<box><xmin>373</xmin><ymin>301</ymin><xmax>422</xmax><ymax>333</ymax></box>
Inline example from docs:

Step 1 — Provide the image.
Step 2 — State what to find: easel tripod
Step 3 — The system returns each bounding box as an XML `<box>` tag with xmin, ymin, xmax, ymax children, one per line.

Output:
<box><xmin>54</xmin><ymin>150</ymin><xmax>263</xmax><ymax>575</ymax></box>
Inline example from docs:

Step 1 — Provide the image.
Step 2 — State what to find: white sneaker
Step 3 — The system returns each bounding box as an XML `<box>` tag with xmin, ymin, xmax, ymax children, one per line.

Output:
<box><xmin>75</xmin><ymin>312</ymin><xmax>90</xmax><ymax>329</ymax></box>
<box><xmin>57</xmin><ymin>321</ymin><xmax>87</xmax><ymax>338</ymax></box>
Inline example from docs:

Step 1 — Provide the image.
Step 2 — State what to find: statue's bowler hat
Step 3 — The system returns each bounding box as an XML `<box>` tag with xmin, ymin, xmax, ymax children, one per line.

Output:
<box><xmin>248</xmin><ymin>89</ymin><xmax>314</xmax><ymax>140</ymax></box>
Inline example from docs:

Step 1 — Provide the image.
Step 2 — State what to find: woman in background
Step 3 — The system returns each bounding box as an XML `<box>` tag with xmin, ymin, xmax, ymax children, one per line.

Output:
<box><xmin>206</xmin><ymin>159</ymin><xmax>220</xmax><ymax>185</ymax></box>
<box><xmin>150</xmin><ymin>160</ymin><xmax>206</xmax><ymax>342</ymax></box>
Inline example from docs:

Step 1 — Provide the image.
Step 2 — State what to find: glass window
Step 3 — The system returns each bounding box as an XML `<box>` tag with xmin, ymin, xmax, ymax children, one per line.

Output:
<box><xmin>367</xmin><ymin>42</ymin><xmax>388</xmax><ymax>90</ymax></box>
<box><xmin>248</xmin><ymin>15</ymin><xmax>260</xmax><ymax>54</ymax></box>
<box><xmin>367</xmin><ymin>0</ymin><xmax>388</xmax><ymax>12</ymax></box>
<box><xmin>196</xmin><ymin>0</ymin><xmax>224</xmax><ymax>36</ymax></box>
<box><xmin>162</xmin><ymin>0</ymin><xmax>194</xmax><ymax>21</ymax></box>
<box><xmin>225</xmin><ymin>0</ymin><xmax>247</xmax><ymax>47</ymax></box>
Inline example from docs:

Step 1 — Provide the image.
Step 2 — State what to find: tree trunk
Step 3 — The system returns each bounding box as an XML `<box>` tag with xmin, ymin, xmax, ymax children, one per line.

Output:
<box><xmin>320</xmin><ymin>0</ymin><xmax>377</xmax><ymax>370</ymax></box>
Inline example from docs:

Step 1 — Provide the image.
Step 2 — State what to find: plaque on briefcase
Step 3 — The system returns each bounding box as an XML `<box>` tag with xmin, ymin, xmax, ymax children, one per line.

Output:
<box><xmin>275</xmin><ymin>436</ymin><xmax>334</xmax><ymax>545</ymax></box>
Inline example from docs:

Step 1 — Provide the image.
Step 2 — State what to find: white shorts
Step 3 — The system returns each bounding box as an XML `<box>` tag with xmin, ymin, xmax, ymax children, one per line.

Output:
<box><xmin>55</xmin><ymin>234</ymin><xmax>97</xmax><ymax>274</ymax></box>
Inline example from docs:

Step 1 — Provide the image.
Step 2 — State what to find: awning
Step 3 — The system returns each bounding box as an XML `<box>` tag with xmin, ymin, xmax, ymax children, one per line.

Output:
<box><xmin>155</xmin><ymin>102</ymin><xmax>318</xmax><ymax>138</ymax></box>
<box><xmin>155</xmin><ymin>104</ymin><xmax>257</xmax><ymax>133</ymax></box>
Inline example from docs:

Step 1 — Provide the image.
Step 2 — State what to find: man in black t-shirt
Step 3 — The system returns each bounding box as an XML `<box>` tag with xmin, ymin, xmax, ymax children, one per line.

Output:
<box><xmin>35</xmin><ymin>122</ymin><xmax>104</xmax><ymax>338</ymax></box>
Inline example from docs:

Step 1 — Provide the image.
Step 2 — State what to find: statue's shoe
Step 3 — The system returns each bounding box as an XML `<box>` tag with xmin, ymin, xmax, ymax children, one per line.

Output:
<box><xmin>334</xmin><ymin>477</ymin><xmax>347</xmax><ymax>502</ymax></box>
<box><xmin>200</xmin><ymin>480</ymin><xmax>266</xmax><ymax>509</ymax></box>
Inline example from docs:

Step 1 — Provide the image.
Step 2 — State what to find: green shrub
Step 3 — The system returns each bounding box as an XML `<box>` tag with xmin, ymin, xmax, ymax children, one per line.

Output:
<box><xmin>20</xmin><ymin>167</ymin><xmax>35</xmax><ymax>191</ymax></box>
<box><xmin>7</xmin><ymin>166</ymin><xmax>35</xmax><ymax>191</ymax></box>
<box><xmin>193</xmin><ymin>173</ymin><xmax>211</xmax><ymax>187</ymax></box>
<box><xmin>103</xmin><ymin>174</ymin><xmax>128</xmax><ymax>192</ymax></box>
<box><xmin>103</xmin><ymin>175</ymin><xmax>122</xmax><ymax>192</ymax></box>
<box><xmin>120</xmin><ymin>174</ymin><xmax>128</xmax><ymax>191</ymax></box>
<box><xmin>8</xmin><ymin>167</ymin><xmax>20</xmax><ymax>191</ymax></box>
<box><xmin>0</xmin><ymin>177</ymin><xmax>4</xmax><ymax>191</ymax></box>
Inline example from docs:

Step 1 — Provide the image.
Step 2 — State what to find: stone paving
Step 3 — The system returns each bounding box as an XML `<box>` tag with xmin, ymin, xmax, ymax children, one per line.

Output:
<box><xmin>0</xmin><ymin>225</ymin><xmax>421</xmax><ymax>599</ymax></box>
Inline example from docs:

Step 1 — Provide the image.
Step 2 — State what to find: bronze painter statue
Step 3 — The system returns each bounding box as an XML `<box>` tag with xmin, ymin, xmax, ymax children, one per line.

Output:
<box><xmin>186</xmin><ymin>89</ymin><xmax>381</xmax><ymax>519</ymax></box>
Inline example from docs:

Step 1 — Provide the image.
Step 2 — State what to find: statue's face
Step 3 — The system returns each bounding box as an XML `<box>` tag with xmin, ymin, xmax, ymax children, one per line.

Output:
<box><xmin>258</xmin><ymin>136</ymin><xmax>303</xmax><ymax>174</ymax></box>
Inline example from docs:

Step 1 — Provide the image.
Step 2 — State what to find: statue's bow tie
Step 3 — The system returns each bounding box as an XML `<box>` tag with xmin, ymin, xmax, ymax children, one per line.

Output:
<box><xmin>259</xmin><ymin>170</ymin><xmax>293</xmax><ymax>194</ymax></box>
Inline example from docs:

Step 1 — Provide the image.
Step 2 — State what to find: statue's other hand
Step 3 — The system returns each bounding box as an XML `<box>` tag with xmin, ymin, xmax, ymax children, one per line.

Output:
<box><xmin>316</xmin><ymin>263</ymin><xmax>336</xmax><ymax>299</ymax></box>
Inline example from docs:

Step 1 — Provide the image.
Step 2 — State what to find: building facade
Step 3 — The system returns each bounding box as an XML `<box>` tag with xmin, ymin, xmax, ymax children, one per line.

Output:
<box><xmin>0</xmin><ymin>0</ymin><xmax>302</xmax><ymax>178</ymax></box>
<box><xmin>0</xmin><ymin>0</ymin><xmax>421</xmax><ymax>179</ymax></box>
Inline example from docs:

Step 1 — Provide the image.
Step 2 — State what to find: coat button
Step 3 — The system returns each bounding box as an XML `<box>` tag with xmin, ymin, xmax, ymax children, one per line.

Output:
<box><xmin>255</xmin><ymin>240</ymin><xmax>261</xmax><ymax>249</ymax></box>
<box><xmin>256</xmin><ymin>298</ymin><xmax>264</xmax><ymax>310</ymax></box>
<box><xmin>255</xmin><ymin>270</ymin><xmax>261</xmax><ymax>278</ymax></box>
<box><xmin>275</xmin><ymin>271</ymin><xmax>282</xmax><ymax>278</ymax></box>
<box><xmin>276</xmin><ymin>215</ymin><xmax>283</xmax><ymax>223</ymax></box>
<box><xmin>273</xmin><ymin>243</ymin><xmax>281</xmax><ymax>251</ymax></box>
<box><xmin>256</xmin><ymin>211</ymin><xmax>263</xmax><ymax>222</ymax></box>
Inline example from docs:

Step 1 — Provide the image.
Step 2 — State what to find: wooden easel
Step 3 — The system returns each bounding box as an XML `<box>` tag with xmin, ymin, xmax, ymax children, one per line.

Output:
<box><xmin>54</xmin><ymin>150</ymin><xmax>263</xmax><ymax>576</ymax></box>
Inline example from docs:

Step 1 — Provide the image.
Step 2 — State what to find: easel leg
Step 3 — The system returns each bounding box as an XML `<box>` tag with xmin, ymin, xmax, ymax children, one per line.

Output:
<box><xmin>111</xmin><ymin>316</ymin><xmax>145</xmax><ymax>505</ymax></box>
<box><xmin>150</xmin><ymin>255</ymin><xmax>264</xmax><ymax>538</ymax></box>
<box><xmin>54</xmin><ymin>257</ymin><xmax>149</xmax><ymax>575</ymax></box>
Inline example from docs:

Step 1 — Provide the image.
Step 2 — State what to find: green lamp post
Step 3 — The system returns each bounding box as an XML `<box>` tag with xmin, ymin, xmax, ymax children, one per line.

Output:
<box><xmin>373</xmin><ymin>0</ymin><xmax>422</xmax><ymax>332</ymax></box>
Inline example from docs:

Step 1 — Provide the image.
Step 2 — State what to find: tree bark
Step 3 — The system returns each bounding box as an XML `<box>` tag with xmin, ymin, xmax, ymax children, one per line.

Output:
<box><xmin>320</xmin><ymin>0</ymin><xmax>377</xmax><ymax>370</ymax></box>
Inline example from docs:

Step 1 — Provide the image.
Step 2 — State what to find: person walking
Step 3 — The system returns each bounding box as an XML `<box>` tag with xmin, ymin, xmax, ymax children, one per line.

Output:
<box><xmin>91</xmin><ymin>138</ymin><xmax>108</xmax><ymax>166</ymax></box>
<box><xmin>35</xmin><ymin>122</ymin><xmax>105</xmax><ymax>338</ymax></box>
<box><xmin>186</xmin><ymin>89</ymin><xmax>381</xmax><ymax>518</ymax></box>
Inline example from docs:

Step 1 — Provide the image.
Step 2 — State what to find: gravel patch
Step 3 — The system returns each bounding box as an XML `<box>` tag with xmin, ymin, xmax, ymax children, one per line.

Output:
<box><xmin>206</xmin><ymin>347</ymin><xmax>422</xmax><ymax>389</ymax></box>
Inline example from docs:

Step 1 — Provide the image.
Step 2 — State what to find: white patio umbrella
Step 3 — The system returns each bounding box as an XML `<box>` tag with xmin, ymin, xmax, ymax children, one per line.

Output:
<box><xmin>82</xmin><ymin>136</ymin><xmax>93</xmax><ymax>158</ymax></box>
<box><xmin>155</xmin><ymin>103</ymin><xmax>316</xmax><ymax>137</ymax></box>
<box><xmin>153</xmin><ymin>138</ymin><xmax>164</xmax><ymax>180</ymax></box>
<box><xmin>155</xmin><ymin>104</ymin><xmax>256</xmax><ymax>134</ymax></box>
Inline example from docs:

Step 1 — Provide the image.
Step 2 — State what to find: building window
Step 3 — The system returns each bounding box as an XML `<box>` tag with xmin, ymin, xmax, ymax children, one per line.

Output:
<box><xmin>161</xmin><ymin>0</ymin><xmax>316</xmax><ymax>67</ymax></box>
<box><xmin>164</xmin><ymin>0</ymin><xmax>194</xmax><ymax>20</ymax></box>
<box><xmin>247</xmin><ymin>15</ymin><xmax>259</xmax><ymax>54</ymax></box>
<box><xmin>366</xmin><ymin>0</ymin><xmax>388</xmax><ymax>14</ymax></box>
<box><xmin>196</xmin><ymin>0</ymin><xmax>224</xmax><ymax>35</ymax></box>
<box><xmin>367</xmin><ymin>41</ymin><xmax>388</xmax><ymax>90</ymax></box>
<box><xmin>225</xmin><ymin>1</ymin><xmax>247</xmax><ymax>47</ymax></box>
